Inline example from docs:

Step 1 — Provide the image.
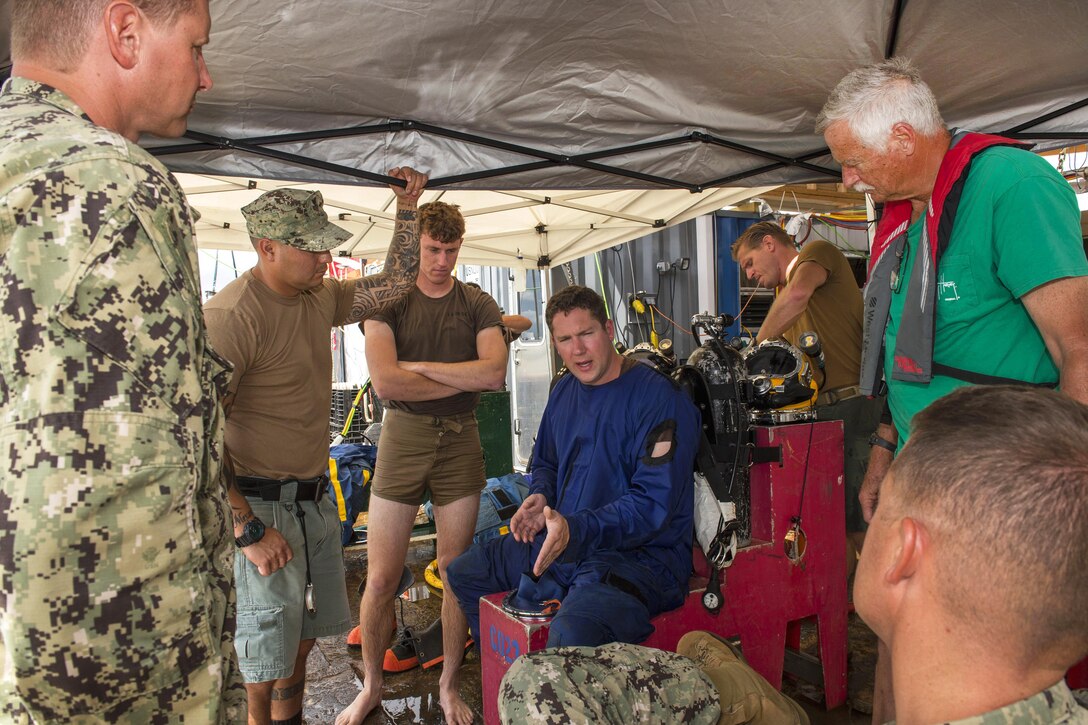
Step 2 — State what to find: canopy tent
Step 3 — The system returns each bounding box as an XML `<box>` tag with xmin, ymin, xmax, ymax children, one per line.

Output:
<box><xmin>180</xmin><ymin>173</ymin><xmax>775</xmax><ymax>267</ymax></box>
<box><xmin>3</xmin><ymin>1</ymin><xmax>1086</xmax><ymax>264</ymax></box>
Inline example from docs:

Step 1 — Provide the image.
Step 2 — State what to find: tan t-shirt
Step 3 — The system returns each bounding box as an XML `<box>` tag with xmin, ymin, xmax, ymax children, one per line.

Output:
<box><xmin>204</xmin><ymin>270</ymin><xmax>355</xmax><ymax>479</ymax></box>
<box><xmin>370</xmin><ymin>281</ymin><xmax>503</xmax><ymax>416</ymax></box>
<box><xmin>782</xmin><ymin>240</ymin><xmax>863</xmax><ymax>392</ymax></box>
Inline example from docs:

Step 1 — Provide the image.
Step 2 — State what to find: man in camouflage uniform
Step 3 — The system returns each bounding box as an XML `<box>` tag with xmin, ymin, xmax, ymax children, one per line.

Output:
<box><xmin>500</xmin><ymin>633</ymin><xmax>808</xmax><ymax>724</ymax></box>
<box><xmin>853</xmin><ymin>385</ymin><xmax>1088</xmax><ymax>724</ymax></box>
<box><xmin>0</xmin><ymin>0</ymin><xmax>245</xmax><ymax>721</ymax></box>
<box><xmin>501</xmin><ymin>387</ymin><xmax>1088</xmax><ymax>725</ymax></box>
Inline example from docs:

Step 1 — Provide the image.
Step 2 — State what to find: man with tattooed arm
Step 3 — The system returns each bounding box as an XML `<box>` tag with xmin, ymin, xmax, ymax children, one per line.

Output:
<box><xmin>204</xmin><ymin>169</ymin><xmax>425</xmax><ymax>725</ymax></box>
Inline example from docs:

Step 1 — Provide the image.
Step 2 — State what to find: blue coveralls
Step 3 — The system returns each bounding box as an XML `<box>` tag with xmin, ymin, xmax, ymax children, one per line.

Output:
<box><xmin>448</xmin><ymin>361</ymin><xmax>700</xmax><ymax>647</ymax></box>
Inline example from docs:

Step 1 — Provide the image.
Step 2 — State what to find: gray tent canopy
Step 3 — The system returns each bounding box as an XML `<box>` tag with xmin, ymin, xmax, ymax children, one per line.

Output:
<box><xmin>4</xmin><ymin>1</ymin><xmax>1086</xmax><ymax>264</ymax></box>
<box><xmin>143</xmin><ymin>0</ymin><xmax>1088</xmax><ymax>189</ymax></box>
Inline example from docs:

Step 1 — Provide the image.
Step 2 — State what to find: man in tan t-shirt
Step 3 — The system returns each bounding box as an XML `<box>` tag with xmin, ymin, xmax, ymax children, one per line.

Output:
<box><xmin>204</xmin><ymin>168</ymin><xmax>426</xmax><ymax>725</ymax></box>
<box><xmin>732</xmin><ymin>222</ymin><xmax>884</xmax><ymax>563</ymax></box>
<box><xmin>337</xmin><ymin>202</ymin><xmax>508</xmax><ymax>725</ymax></box>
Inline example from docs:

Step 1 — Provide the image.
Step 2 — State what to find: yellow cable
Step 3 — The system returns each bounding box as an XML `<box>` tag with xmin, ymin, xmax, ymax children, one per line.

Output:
<box><xmin>340</xmin><ymin>385</ymin><xmax>366</xmax><ymax>438</ymax></box>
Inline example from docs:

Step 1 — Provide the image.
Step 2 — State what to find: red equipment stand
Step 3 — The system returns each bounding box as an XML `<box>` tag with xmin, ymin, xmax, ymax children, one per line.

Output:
<box><xmin>1068</xmin><ymin>658</ymin><xmax>1088</xmax><ymax>689</ymax></box>
<box><xmin>479</xmin><ymin>421</ymin><xmax>848</xmax><ymax>724</ymax></box>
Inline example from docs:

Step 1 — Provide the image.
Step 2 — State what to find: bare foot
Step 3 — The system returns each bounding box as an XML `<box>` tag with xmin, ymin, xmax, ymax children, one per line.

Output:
<box><xmin>335</xmin><ymin>684</ymin><xmax>381</xmax><ymax>725</ymax></box>
<box><xmin>439</xmin><ymin>687</ymin><xmax>474</xmax><ymax>725</ymax></box>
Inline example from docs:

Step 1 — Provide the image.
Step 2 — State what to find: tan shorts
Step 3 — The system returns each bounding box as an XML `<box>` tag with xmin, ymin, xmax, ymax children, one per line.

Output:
<box><xmin>372</xmin><ymin>408</ymin><xmax>487</xmax><ymax>506</ymax></box>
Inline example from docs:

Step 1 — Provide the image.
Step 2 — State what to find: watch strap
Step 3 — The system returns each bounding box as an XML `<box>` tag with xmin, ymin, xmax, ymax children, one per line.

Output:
<box><xmin>868</xmin><ymin>433</ymin><xmax>897</xmax><ymax>453</ymax></box>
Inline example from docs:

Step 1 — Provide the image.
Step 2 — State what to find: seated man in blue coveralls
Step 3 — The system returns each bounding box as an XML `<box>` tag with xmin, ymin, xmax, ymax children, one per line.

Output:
<box><xmin>447</xmin><ymin>284</ymin><xmax>700</xmax><ymax>647</ymax></box>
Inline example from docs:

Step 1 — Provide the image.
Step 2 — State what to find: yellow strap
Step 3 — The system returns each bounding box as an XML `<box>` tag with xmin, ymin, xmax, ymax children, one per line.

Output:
<box><xmin>328</xmin><ymin>457</ymin><xmax>348</xmax><ymax>523</ymax></box>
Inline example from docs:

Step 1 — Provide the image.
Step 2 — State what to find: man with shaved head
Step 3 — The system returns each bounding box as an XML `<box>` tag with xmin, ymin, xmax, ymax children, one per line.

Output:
<box><xmin>498</xmin><ymin>386</ymin><xmax>1088</xmax><ymax>725</ymax></box>
<box><xmin>853</xmin><ymin>385</ymin><xmax>1088</xmax><ymax>723</ymax></box>
<box><xmin>1</xmin><ymin>0</ymin><xmax>244</xmax><ymax>720</ymax></box>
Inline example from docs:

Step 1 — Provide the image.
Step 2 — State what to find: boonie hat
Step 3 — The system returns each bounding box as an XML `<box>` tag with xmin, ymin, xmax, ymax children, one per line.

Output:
<box><xmin>241</xmin><ymin>189</ymin><xmax>351</xmax><ymax>252</ymax></box>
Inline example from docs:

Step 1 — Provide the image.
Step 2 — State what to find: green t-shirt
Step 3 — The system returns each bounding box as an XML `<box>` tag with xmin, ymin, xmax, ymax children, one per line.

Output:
<box><xmin>885</xmin><ymin>146</ymin><xmax>1088</xmax><ymax>443</ymax></box>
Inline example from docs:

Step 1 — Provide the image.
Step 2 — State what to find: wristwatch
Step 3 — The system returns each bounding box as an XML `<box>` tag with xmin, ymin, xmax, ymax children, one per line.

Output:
<box><xmin>868</xmin><ymin>433</ymin><xmax>897</xmax><ymax>453</ymax></box>
<box><xmin>235</xmin><ymin>517</ymin><xmax>266</xmax><ymax>548</ymax></box>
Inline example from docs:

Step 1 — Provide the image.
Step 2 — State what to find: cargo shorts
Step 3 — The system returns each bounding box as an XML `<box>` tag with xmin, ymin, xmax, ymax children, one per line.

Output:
<box><xmin>233</xmin><ymin>495</ymin><xmax>351</xmax><ymax>683</ymax></box>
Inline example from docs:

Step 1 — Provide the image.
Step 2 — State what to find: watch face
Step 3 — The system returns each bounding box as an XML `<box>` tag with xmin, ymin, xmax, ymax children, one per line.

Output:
<box><xmin>245</xmin><ymin>519</ymin><xmax>265</xmax><ymax>541</ymax></box>
<box><xmin>237</xmin><ymin>517</ymin><xmax>265</xmax><ymax>547</ymax></box>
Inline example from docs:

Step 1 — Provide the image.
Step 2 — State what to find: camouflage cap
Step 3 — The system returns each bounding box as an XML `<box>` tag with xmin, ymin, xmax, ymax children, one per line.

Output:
<box><xmin>241</xmin><ymin>189</ymin><xmax>351</xmax><ymax>252</ymax></box>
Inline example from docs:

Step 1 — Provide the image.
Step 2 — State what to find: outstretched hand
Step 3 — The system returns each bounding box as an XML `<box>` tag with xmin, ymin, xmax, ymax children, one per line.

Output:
<box><xmin>510</xmin><ymin>493</ymin><xmax>547</xmax><ymax>543</ymax></box>
<box><xmin>532</xmin><ymin>507</ymin><xmax>569</xmax><ymax>577</ymax></box>
<box><xmin>388</xmin><ymin>166</ymin><xmax>428</xmax><ymax>202</ymax></box>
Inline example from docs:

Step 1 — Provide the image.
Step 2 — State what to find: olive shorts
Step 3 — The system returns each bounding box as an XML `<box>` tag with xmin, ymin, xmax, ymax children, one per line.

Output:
<box><xmin>371</xmin><ymin>408</ymin><xmax>487</xmax><ymax>506</ymax></box>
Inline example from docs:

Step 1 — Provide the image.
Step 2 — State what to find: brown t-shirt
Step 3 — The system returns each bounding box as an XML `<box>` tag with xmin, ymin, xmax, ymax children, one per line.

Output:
<box><xmin>371</xmin><ymin>281</ymin><xmax>503</xmax><ymax>416</ymax></box>
<box><xmin>204</xmin><ymin>270</ymin><xmax>356</xmax><ymax>479</ymax></box>
<box><xmin>782</xmin><ymin>240</ymin><xmax>863</xmax><ymax>392</ymax></box>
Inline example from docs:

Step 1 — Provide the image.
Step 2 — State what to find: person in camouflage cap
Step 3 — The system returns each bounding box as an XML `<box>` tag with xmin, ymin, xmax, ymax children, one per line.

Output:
<box><xmin>241</xmin><ymin>188</ymin><xmax>353</xmax><ymax>252</ymax></box>
<box><xmin>205</xmin><ymin>170</ymin><xmax>425</xmax><ymax>724</ymax></box>
<box><xmin>499</xmin><ymin>633</ymin><xmax>808</xmax><ymax>725</ymax></box>
<box><xmin>854</xmin><ymin>386</ymin><xmax>1088</xmax><ymax>724</ymax></box>
<box><xmin>0</xmin><ymin>0</ymin><xmax>246</xmax><ymax>722</ymax></box>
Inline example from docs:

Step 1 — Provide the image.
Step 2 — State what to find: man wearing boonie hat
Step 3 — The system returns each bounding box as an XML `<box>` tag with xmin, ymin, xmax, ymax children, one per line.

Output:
<box><xmin>204</xmin><ymin>167</ymin><xmax>427</xmax><ymax>724</ymax></box>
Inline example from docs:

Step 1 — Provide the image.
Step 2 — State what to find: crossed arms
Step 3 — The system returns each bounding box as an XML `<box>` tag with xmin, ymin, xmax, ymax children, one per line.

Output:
<box><xmin>363</xmin><ymin>321</ymin><xmax>508</xmax><ymax>401</ymax></box>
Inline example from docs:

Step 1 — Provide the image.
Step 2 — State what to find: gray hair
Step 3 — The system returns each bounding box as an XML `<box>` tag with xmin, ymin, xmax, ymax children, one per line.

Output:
<box><xmin>815</xmin><ymin>57</ymin><xmax>945</xmax><ymax>151</ymax></box>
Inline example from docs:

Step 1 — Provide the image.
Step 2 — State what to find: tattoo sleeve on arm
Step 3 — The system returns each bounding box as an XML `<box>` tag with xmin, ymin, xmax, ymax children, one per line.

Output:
<box><xmin>349</xmin><ymin>206</ymin><xmax>421</xmax><ymax>321</ymax></box>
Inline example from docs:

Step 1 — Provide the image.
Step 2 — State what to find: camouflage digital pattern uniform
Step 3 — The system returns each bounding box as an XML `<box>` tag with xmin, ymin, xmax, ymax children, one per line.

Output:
<box><xmin>241</xmin><ymin>188</ymin><xmax>351</xmax><ymax>251</ymax></box>
<box><xmin>0</xmin><ymin>78</ymin><xmax>246</xmax><ymax>723</ymax></box>
<box><xmin>935</xmin><ymin>681</ymin><xmax>1088</xmax><ymax>725</ymax></box>
<box><xmin>499</xmin><ymin>633</ymin><xmax>811</xmax><ymax>725</ymax></box>
<box><xmin>499</xmin><ymin>642</ymin><xmax>721</xmax><ymax>724</ymax></box>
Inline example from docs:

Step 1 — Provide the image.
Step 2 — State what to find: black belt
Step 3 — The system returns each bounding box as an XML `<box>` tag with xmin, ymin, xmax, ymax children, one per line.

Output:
<box><xmin>236</xmin><ymin>475</ymin><xmax>328</xmax><ymax>502</ymax></box>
